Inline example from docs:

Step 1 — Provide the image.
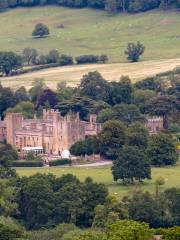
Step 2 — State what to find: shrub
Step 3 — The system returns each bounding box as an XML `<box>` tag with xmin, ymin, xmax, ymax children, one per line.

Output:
<box><xmin>75</xmin><ymin>55</ymin><xmax>99</xmax><ymax>64</ymax></box>
<box><xmin>49</xmin><ymin>158</ymin><xmax>71</xmax><ymax>166</ymax></box>
<box><xmin>12</xmin><ymin>161</ymin><xmax>43</xmax><ymax>167</ymax></box>
<box><xmin>59</xmin><ymin>54</ymin><xmax>74</xmax><ymax>66</ymax></box>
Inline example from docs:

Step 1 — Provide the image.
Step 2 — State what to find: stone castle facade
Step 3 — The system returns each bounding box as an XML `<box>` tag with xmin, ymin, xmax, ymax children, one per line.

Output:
<box><xmin>0</xmin><ymin>109</ymin><xmax>101</xmax><ymax>155</ymax></box>
<box><xmin>0</xmin><ymin>109</ymin><xmax>164</xmax><ymax>156</ymax></box>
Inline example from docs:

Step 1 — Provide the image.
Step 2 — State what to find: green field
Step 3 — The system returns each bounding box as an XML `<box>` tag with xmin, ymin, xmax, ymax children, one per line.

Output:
<box><xmin>0</xmin><ymin>6</ymin><xmax>180</xmax><ymax>62</ymax></box>
<box><xmin>16</xmin><ymin>164</ymin><xmax>180</xmax><ymax>199</ymax></box>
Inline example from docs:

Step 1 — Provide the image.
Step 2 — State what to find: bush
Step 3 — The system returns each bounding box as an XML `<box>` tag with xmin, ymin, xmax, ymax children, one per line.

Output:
<box><xmin>49</xmin><ymin>158</ymin><xmax>71</xmax><ymax>166</ymax></box>
<box><xmin>12</xmin><ymin>161</ymin><xmax>43</xmax><ymax>167</ymax></box>
<box><xmin>75</xmin><ymin>55</ymin><xmax>99</xmax><ymax>64</ymax></box>
<box><xmin>59</xmin><ymin>54</ymin><xmax>74</xmax><ymax>66</ymax></box>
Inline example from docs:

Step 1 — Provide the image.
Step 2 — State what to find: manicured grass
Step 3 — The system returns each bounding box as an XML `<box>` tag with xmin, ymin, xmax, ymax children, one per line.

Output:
<box><xmin>0</xmin><ymin>7</ymin><xmax>180</xmax><ymax>63</ymax></box>
<box><xmin>16</xmin><ymin>164</ymin><xmax>180</xmax><ymax>199</ymax></box>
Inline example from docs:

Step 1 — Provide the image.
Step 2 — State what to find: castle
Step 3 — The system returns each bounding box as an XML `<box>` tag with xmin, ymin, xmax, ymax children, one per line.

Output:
<box><xmin>0</xmin><ymin>109</ymin><xmax>101</xmax><ymax>156</ymax></box>
<box><xmin>0</xmin><ymin>109</ymin><xmax>164</xmax><ymax>156</ymax></box>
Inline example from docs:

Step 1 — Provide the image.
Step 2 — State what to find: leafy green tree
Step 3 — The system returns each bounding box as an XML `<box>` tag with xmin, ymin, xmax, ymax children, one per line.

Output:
<box><xmin>0</xmin><ymin>142</ymin><xmax>18</xmax><ymax>178</ymax></box>
<box><xmin>79</xmin><ymin>177</ymin><xmax>108</xmax><ymax>227</ymax></box>
<box><xmin>132</xmin><ymin>89</ymin><xmax>156</xmax><ymax>113</ymax></box>
<box><xmin>146</xmin><ymin>95</ymin><xmax>180</xmax><ymax>129</ymax></box>
<box><xmin>0</xmin><ymin>51</ymin><xmax>22</xmax><ymax>75</ymax></box>
<box><xmin>123</xmin><ymin>190</ymin><xmax>165</xmax><ymax>228</ymax></box>
<box><xmin>29</xmin><ymin>78</ymin><xmax>45</xmax><ymax>103</ymax></box>
<box><xmin>16</xmin><ymin>174</ymin><xmax>55</xmax><ymax>229</ymax></box>
<box><xmin>73</xmin><ymin>230</ymin><xmax>106</xmax><ymax>240</ymax></box>
<box><xmin>98</xmin><ymin>120</ymin><xmax>126</xmax><ymax>159</ymax></box>
<box><xmin>106</xmin><ymin>220</ymin><xmax>154</xmax><ymax>240</ymax></box>
<box><xmin>0</xmin><ymin>85</ymin><xmax>17</xmax><ymax>117</ymax></box>
<box><xmin>162</xmin><ymin>226</ymin><xmax>180</xmax><ymax>240</ymax></box>
<box><xmin>109</xmin><ymin>76</ymin><xmax>133</xmax><ymax>105</ymax></box>
<box><xmin>54</xmin><ymin>182</ymin><xmax>84</xmax><ymax>224</ymax></box>
<box><xmin>125</xmin><ymin>41</ymin><xmax>145</xmax><ymax>62</ymax></box>
<box><xmin>0</xmin><ymin>217</ymin><xmax>25</xmax><ymax>240</ymax></box>
<box><xmin>32</xmin><ymin>23</ymin><xmax>50</xmax><ymax>38</ymax></box>
<box><xmin>59</xmin><ymin>54</ymin><xmax>74</xmax><ymax>66</ymax></box>
<box><xmin>105</xmin><ymin>0</ymin><xmax>117</xmax><ymax>13</ymax></box>
<box><xmin>127</xmin><ymin>122</ymin><xmax>149</xmax><ymax>149</ymax></box>
<box><xmin>70</xmin><ymin>136</ymin><xmax>100</xmax><ymax>157</ymax></box>
<box><xmin>0</xmin><ymin>182</ymin><xmax>17</xmax><ymax>217</ymax></box>
<box><xmin>92</xmin><ymin>196</ymin><xmax>128</xmax><ymax>228</ymax></box>
<box><xmin>98</xmin><ymin>104</ymin><xmax>144</xmax><ymax>125</ymax></box>
<box><xmin>147</xmin><ymin>133</ymin><xmax>178</xmax><ymax>166</ymax></box>
<box><xmin>22</xmin><ymin>48</ymin><xmax>38</xmax><ymax>65</ymax></box>
<box><xmin>14</xmin><ymin>87</ymin><xmax>29</xmax><ymax>103</ymax></box>
<box><xmin>79</xmin><ymin>71</ymin><xmax>110</xmax><ymax>102</ymax></box>
<box><xmin>46</xmin><ymin>49</ymin><xmax>59</xmax><ymax>64</ymax></box>
<box><xmin>164</xmin><ymin>188</ymin><xmax>180</xmax><ymax>226</ymax></box>
<box><xmin>112</xmin><ymin>146</ymin><xmax>151</xmax><ymax>183</ymax></box>
<box><xmin>6</xmin><ymin>101</ymin><xmax>34</xmax><ymax>119</ymax></box>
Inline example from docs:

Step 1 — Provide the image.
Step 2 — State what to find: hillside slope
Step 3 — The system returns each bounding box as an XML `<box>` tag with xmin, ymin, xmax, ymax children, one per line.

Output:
<box><xmin>0</xmin><ymin>7</ymin><xmax>180</xmax><ymax>62</ymax></box>
<box><xmin>1</xmin><ymin>58</ymin><xmax>180</xmax><ymax>89</ymax></box>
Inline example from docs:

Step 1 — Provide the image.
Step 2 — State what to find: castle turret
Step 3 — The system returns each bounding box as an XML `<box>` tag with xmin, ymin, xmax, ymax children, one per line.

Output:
<box><xmin>5</xmin><ymin>113</ymin><xmax>23</xmax><ymax>146</ymax></box>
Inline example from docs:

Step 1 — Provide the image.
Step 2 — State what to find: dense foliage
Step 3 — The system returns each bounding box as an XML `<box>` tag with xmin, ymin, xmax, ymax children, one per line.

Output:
<box><xmin>0</xmin><ymin>0</ymin><xmax>179</xmax><ymax>13</ymax></box>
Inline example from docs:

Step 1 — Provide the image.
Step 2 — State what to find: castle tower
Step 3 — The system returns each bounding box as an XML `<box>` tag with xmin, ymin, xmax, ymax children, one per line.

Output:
<box><xmin>5</xmin><ymin>113</ymin><xmax>23</xmax><ymax>146</ymax></box>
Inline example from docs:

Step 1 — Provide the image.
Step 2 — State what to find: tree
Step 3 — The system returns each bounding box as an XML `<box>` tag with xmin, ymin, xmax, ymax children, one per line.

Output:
<box><xmin>14</xmin><ymin>86</ymin><xmax>29</xmax><ymax>103</ymax></box>
<box><xmin>54</xmin><ymin>182</ymin><xmax>84</xmax><ymax>224</ymax></box>
<box><xmin>112</xmin><ymin>146</ymin><xmax>151</xmax><ymax>183</ymax></box>
<box><xmin>147</xmin><ymin>133</ymin><xmax>178</xmax><ymax>166</ymax></box>
<box><xmin>46</xmin><ymin>49</ymin><xmax>59</xmax><ymax>64</ymax></box>
<box><xmin>109</xmin><ymin>76</ymin><xmax>133</xmax><ymax>105</ymax></box>
<box><xmin>79</xmin><ymin>71</ymin><xmax>110</xmax><ymax>102</ymax></box>
<box><xmin>122</xmin><ymin>191</ymin><xmax>166</xmax><ymax>228</ymax></box>
<box><xmin>162</xmin><ymin>226</ymin><xmax>180</xmax><ymax>240</ymax></box>
<box><xmin>106</xmin><ymin>220</ymin><xmax>153</xmax><ymax>240</ymax></box>
<box><xmin>145</xmin><ymin>95</ymin><xmax>180</xmax><ymax>129</ymax></box>
<box><xmin>99</xmin><ymin>54</ymin><xmax>108</xmax><ymax>63</ymax></box>
<box><xmin>0</xmin><ymin>142</ymin><xmax>18</xmax><ymax>179</ymax></box>
<box><xmin>0</xmin><ymin>182</ymin><xmax>17</xmax><ymax>217</ymax></box>
<box><xmin>74</xmin><ymin>230</ymin><xmax>106</xmax><ymax>240</ymax></box>
<box><xmin>79</xmin><ymin>177</ymin><xmax>108</xmax><ymax>227</ymax></box>
<box><xmin>105</xmin><ymin>0</ymin><xmax>117</xmax><ymax>13</ymax></box>
<box><xmin>59</xmin><ymin>54</ymin><xmax>74</xmax><ymax>66</ymax></box>
<box><xmin>70</xmin><ymin>136</ymin><xmax>100</xmax><ymax>157</ymax></box>
<box><xmin>32</xmin><ymin>23</ymin><xmax>50</xmax><ymax>38</ymax></box>
<box><xmin>98</xmin><ymin>104</ymin><xmax>144</xmax><ymax>125</ymax></box>
<box><xmin>16</xmin><ymin>174</ymin><xmax>55</xmax><ymax>229</ymax></box>
<box><xmin>36</xmin><ymin>88</ymin><xmax>58</xmax><ymax>109</ymax></box>
<box><xmin>6</xmin><ymin>101</ymin><xmax>34</xmax><ymax>119</ymax></box>
<box><xmin>0</xmin><ymin>51</ymin><xmax>22</xmax><ymax>75</ymax></box>
<box><xmin>125</xmin><ymin>41</ymin><xmax>145</xmax><ymax>62</ymax></box>
<box><xmin>98</xmin><ymin>120</ymin><xmax>126</xmax><ymax>159</ymax></box>
<box><xmin>22</xmin><ymin>48</ymin><xmax>38</xmax><ymax>65</ymax></box>
<box><xmin>0</xmin><ymin>217</ymin><xmax>25</xmax><ymax>240</ymax></box>
<box><xmin>127</xmin><ymin>122</ymin><xmax>149</xmax><ymax>149</ymax></box>
<box><xmin>92</xmin><ymin>196</ymin><xmax>128</xmax><ymax>228</ymax></box>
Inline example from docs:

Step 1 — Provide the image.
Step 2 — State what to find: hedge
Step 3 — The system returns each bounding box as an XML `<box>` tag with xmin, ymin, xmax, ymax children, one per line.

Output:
<box><xmin>12</xmin><ymin>161</ymin><xmax>43</xmax><ymax>167</ymax></box>
<box><xmin>49</xmin><ymin>158</ymin><xmax>71</xmax><ymax>166</ymax></box>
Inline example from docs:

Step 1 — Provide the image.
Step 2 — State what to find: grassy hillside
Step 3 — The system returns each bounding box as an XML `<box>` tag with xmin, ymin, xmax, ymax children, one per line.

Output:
<box><xmin>16</xmin><ymin>164</ymin><xmax>180</xmax><ymax>198</ymax></box>
<box><xmin>1</xmin><ymin>58</ymin><xmax>180</xmax><ymax>89</ymax></box>
<box><xmin>0</xmin><ymin>6</ymin><xmax>180</xmax><ymax>63</ymax></box>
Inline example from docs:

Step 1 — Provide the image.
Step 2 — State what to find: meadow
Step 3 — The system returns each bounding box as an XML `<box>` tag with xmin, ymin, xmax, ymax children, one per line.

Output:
<box><xmin>16</xmin><ymin>164</ymin><xmax>180</xmax><ymax>199</ymax></box>
<box><xmin>0</xmin><ymin>7</ymin><xmax>180</xmax><ymax>88</ymax></box>
<box><xmin>0</xmin><ymin>6</ymin><xmax>180</xmax><ymax>63</ymax></box>
<box><xmin>1</xmin><ymin>58</ymin><xmax>180</xmax><ymax>89</ymax></box>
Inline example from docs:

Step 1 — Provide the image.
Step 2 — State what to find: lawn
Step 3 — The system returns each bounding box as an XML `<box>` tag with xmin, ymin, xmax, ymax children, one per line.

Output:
<box><xmin>16</xmin><ymin>164</ymin><xmax>180</xmax><ymax>199</ymax></box>
<box><xmin>0</xmin><ymin>7</ymin><xmax>180</xmax><ymax>63</ymax></box>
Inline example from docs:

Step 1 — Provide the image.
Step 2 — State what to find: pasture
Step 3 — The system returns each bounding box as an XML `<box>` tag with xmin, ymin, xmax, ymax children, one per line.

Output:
<box><xmin>1</xmin><ymin>58</ymin><xmax>180</xmax><ymax>89</ymax></box>
<box><xmin>16</xmin><ymin>164</ymin><xmax>180</xmax><ymax>199</ymax></box>
<box><xmin>0</xmin><ymin>7</ymin><xmax>180</xmax><ymax>63</ymax></box>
